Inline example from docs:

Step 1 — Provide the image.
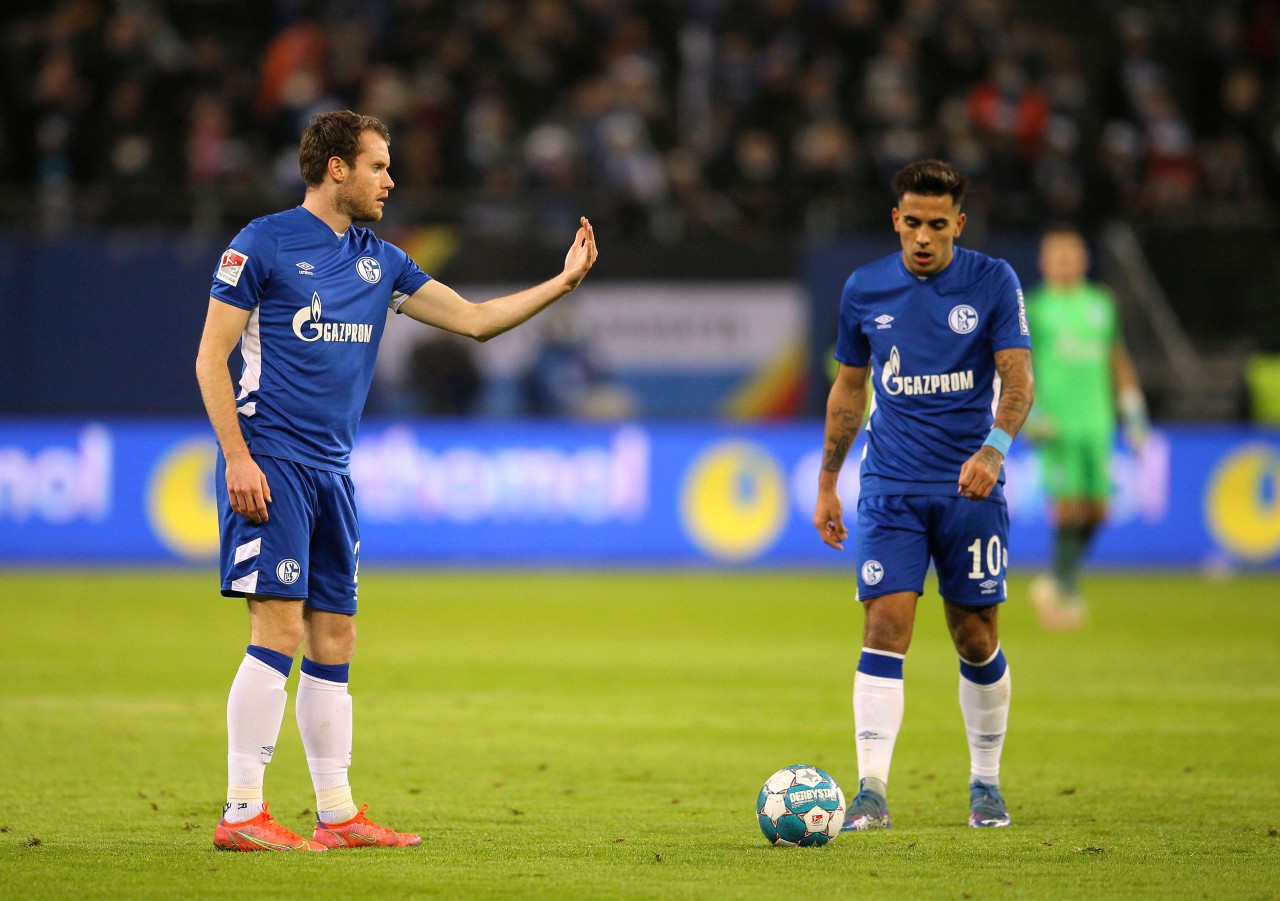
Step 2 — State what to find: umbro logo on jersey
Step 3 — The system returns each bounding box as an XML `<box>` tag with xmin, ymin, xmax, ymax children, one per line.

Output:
<box><xmin>875</xmin><ymin>314</ymin><xmax>895</xmax><ymax>329</ymax></box>
<box><xmin>979</xmin><ymin>579</ymin><xmax>998</xmax><ymax>592</ymax></box>
<box><xmin>295</xmin><ymin>261</ymin><xmax>315</xmax><ymax>276</ymax></box>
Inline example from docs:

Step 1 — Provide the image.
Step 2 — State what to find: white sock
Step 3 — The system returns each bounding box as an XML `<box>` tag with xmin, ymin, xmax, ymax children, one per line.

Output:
<box><xmin>853</xmin><ymin>669</ymin><xmax>904</xmax><ymax>788</ymax></box>
<box><xmin>225</xmin><ymin>654</ymin><xmax>288</xmax><ymax>822</ymax></box>
<box><xmin>297</xmin><ymin>668</ymin><xmax>356</xmax><ymax>823</ymax></box>
<box><xmin>959</xmin><ymin>650</ymin><xmax>1011</xmax><ymax>784</ymax></box>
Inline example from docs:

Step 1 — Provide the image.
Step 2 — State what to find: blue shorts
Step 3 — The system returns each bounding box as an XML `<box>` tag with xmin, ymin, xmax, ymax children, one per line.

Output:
<box><xmin>855</xmin><ymin>494</ymin><xmax>1009</xmax><ymax>607</ymax></box>
<box><xmin>217</xmin><ymin>453</ymin><xmax>360</xmax><ymax>614</ymax></box>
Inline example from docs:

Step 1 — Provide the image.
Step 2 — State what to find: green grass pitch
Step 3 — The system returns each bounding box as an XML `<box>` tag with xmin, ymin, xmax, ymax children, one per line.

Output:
<box><xmin>1</xmin><ymin>569</ymin><xmax>1277</xmax><ymax>899</ymax></box>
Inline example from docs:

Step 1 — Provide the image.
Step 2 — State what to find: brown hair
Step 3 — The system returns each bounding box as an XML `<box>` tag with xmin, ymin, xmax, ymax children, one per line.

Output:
<box><xmin>298</xmin><ymin>111</ymin><xmax>390</xmax><ymax>187</ymax></box>
<box><xmin>891</xmin><ymin>159</ymin><xmax>970</xmax><ymax>207</ymax></box>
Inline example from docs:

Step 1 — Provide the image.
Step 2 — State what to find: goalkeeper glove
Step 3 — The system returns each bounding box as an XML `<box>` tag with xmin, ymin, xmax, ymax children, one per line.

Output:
<box><xmin>1119</xmin><ymin>386</ymin><xmax>1149</xmax><ymax>451</ymax></box>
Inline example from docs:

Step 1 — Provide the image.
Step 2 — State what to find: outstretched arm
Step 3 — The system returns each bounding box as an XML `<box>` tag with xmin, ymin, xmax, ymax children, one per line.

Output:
<box><xmin>958</xmin><ymin>347</ymin><xmax>1034</xmax><ymax>500</ymax></box>
<box><xmin>814</xmin><ymin>362</ymin><xmax>869</xmax><ymax>549</ymax></box>
<box><xmin>396</xmin><ymin>217</ymin><xmax>598</xmax><ymax>341</ymax></box>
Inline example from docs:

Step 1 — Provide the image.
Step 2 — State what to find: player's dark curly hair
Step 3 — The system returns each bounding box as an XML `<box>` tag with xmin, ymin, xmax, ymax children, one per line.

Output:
<box><xmin>891</xmin><ymin>159</ymin><xmax>970</xmax><ymax>207</ymax></box>
<box><xmin>299</xmin><ymin>111</ymin><xmax>390</xmax><ymax>187</ymax></box>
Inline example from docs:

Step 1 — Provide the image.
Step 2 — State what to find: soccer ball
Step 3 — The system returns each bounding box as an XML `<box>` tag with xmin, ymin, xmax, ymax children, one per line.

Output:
<box><xmin>756</xmin><ymin>765</ymin><xmax>846</xmax><ymax>846</ymax></box>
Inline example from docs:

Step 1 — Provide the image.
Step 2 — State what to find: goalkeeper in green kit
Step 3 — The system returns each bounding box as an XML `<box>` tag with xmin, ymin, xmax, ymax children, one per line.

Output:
<box><xmin>1025</xmin><ymin>226</ymin><xmax>1148</xmax><ymax>630</ymax></box>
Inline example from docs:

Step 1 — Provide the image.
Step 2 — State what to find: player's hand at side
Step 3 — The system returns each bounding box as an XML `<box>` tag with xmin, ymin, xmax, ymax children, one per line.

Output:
<box><xmin>814</xmin><ymin>488</ymin><xmax>848</xmax><ymax>550</ymax></box>
<box><xmin>561</xmin><ymin>217</ymin><xmax>598</xmax><ymax>292</ymax></box>
<box><xmin>224</xmin><ymin>454</ymin><xmax>272</xmax><ymax>523</ymax></box>
<box><xmin>957</xmin><ymin>447</ymin><xmax>1002</xmax><ymax>501</ymax></box>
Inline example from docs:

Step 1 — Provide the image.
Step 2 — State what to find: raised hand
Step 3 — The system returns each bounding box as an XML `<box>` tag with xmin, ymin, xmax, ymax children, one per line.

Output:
<box><xmin>562</xmin><ymin>216</ymin><xmax>598</xmax><ymax>291</ymax></box>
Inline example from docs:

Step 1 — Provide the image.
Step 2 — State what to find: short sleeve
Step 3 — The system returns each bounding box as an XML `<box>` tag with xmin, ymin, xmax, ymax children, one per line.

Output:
<box><xmin>384</xmin><ymin>241</ymin><xmax>433</xmax><ymax>313</ymax></box>
<box><xmin>834</xmin><ymin>272</ymin><xmax>870</xmax><ymax>367</ymax></box>
<box><xmin>209</xmin><ymin>219</ymin><xmax>276</xmax><ymax>310</ymax></box>
<box><xmin>986</xmin><ymin>261</ymin><xmax>1032</xmax><ymax>352</ymax></box>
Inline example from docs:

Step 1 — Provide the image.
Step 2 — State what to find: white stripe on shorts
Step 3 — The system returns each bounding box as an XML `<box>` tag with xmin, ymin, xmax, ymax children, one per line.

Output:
<box><xmin>234</xmin><ymin>538</ymin><xmax>262</xmax><ymax>565</ymax></box>
<box><xmin>231</xmin><ymin>572</ymin><xmax>259</xmax><ymax>594</ymax></box>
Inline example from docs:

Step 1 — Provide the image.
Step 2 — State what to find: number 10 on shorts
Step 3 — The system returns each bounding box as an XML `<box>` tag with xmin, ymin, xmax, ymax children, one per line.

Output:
<box><xmin>967</xmin><ymin>536</ymin><xmax>1006</xmax><ymax>579</ymax></box>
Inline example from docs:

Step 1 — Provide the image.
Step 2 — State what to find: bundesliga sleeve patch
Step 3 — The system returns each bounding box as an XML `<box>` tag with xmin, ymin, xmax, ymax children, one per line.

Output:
<box><xmin>216</xmin><ymin>249</ymin><xmax>249</xmax><ymax>287</ymax></box>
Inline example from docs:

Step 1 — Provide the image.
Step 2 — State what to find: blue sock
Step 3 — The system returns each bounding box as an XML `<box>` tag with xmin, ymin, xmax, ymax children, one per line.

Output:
<box><xmin>959</xmin><ymin>646</ymin><xmax>1007</xmax><ymax>685</ymax></box>
<box><xmin>301</xmin><ymin>657</ymin><xmax>350</xmax><ymax>684</ymax></box>
<box><xmin>857</xmin><ymin>648</ymin><xmax>904</xmax><ymax>680</ymax></box>
<box><xmin>246</xmin><ymin>644</ymin><xmax>293</xmax><ymax>678</ymax></box>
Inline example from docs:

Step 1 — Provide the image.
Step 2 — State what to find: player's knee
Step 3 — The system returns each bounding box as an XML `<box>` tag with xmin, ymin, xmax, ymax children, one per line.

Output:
<box><xmin>945</xmin><ymin>611</ymin><xmax>998</xmax><ymax>661</ymax></box>
<box><xmin>248</xmin><ymin>599</ymin><xmax>306</xmax><ymax>653</ymax></box>
<box><xmin>862</xmin><ymin>613</ymin><xmax>913</xmax><ymax>655</ymax></box>
<box><xmin>305</xmin><ymin>615</ymin><xmax>356</xmax><ymax>664</ymax></box>
<box><xmin>951</xmin><ymin>625</ymin><xmax>998</xmax><ymax>662</ymax></box>
<box><xmin>253</xmin><ymin>622</ymin><xmax>304</xmax><ymax>657</ymax></box>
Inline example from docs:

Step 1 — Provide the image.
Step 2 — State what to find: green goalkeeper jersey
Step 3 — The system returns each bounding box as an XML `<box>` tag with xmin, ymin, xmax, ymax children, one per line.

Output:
<box><xmin>1026</xmin><ymin>281</ymin><xmax>1118</xmax><ymax>437</ymax></box>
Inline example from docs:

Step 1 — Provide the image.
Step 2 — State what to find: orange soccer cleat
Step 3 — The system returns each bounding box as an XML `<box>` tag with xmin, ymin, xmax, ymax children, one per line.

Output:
<box><xmin>312</xmin><ymin>805</ymin><xmax>422</xmax><ymax>848</ymax></box>
<box><xmin>214</xmin><ymin>803</ymin><xmax>327</xmax><ymax>851</ymax></box>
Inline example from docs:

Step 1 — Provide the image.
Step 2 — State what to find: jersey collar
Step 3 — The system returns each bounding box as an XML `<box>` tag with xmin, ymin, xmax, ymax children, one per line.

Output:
<box><xmin>294</xmin><ymin>205</ymin><xmax>350</xmax><ymax>241</ymax></box>
<box><xmin>898</xmin><ymin>248</ymin><xmax>971</xmax><ymax>294</ymax></box>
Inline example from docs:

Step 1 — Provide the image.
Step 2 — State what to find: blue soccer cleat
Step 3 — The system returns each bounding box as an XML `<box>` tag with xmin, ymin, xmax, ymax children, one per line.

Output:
<box><xmin>841</xmin><ymin>777</ymin><xmax>891</xmax><ymax>831</ymax></box>
<box><xmin>968</xmin><ymin>780</ymin><xmax>1011</xmax><ymax>828</ymax></box>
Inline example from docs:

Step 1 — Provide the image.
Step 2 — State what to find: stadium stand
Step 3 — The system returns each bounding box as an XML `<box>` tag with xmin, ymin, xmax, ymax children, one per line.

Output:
<box><xmin>2</xmin><ymin>0</ymin><xmax>1278</xmax><ymax>416</ymax></box>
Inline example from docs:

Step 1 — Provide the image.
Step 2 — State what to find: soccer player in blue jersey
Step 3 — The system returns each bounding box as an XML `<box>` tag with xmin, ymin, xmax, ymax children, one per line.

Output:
<box><xmin>813</xmin><ymin>159</ymin><xmax>1034</xmax><ymax>830</ymax></box>
<box><xmin>195</xmin><ymin>111</ymin><xmax>598</xmax><ymax>851</ymax></box>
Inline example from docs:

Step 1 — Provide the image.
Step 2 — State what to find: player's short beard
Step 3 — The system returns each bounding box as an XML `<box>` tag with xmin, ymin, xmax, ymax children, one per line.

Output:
<box><xmin>336</xmin><ymin>183</ymin><xmax>380</xmax><ymax>223</ymax></box>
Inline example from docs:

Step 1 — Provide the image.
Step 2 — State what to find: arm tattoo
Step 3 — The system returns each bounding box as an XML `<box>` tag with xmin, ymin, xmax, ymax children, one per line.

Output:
<box><xmin>822</xmin><ymin>406</ymin><xmax>861</xmax><ymax>473</ymax></box>
<box><xmin>993</xmin><ymin>348</ymin><xmax>1034</xmax><ymax>437</ymax></box>
<box><xmin>976</xmin><ymin>446</ymin><xmax>1003</xmax><ymax>469</ymax></box>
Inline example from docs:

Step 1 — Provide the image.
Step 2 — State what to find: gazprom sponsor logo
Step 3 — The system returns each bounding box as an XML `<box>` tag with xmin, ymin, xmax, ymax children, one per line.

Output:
<box><xmin>0</xmin><ymin>425</ymin><xmax>112</xmax><ymax>523</ymax></box>
<box><xmin>879</xmin><ymin>345</ymin><xmax>974</xmax><ymax>397</ymax></box>
<box><xmin>351</xmin><ymin>426</ymin><xmax>650</xmax><ymax>524</ymax></box>
<box><xmin>292</xmin><ymin>292</ymin><xmax>375</xmax><ymax>344</ymax></box>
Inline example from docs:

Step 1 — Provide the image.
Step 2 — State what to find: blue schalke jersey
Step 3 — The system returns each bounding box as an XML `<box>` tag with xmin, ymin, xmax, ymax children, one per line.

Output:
<box><xmin>209</xmin><ymin>206</ymin><xmax>432</xmax><ymax>473</ymax></box>
<box><xmin>834</xmin><ymin>246</ymin><xmax>1031</xmax><ymax>498</ymax></box>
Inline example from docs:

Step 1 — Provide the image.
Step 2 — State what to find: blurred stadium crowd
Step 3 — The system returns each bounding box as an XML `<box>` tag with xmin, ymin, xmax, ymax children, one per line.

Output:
<box><xmin>4</xmin><ymin>0</ymin><xmax>1280</xmax><ymax>240</ymax></box>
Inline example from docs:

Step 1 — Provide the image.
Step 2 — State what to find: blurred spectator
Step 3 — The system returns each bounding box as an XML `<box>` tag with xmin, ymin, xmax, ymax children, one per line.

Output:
<box><xmin>521</xmin><ymin>308</ymin><xmax>636</xmax><ymax>419</ymax></box>
<box><xmin>710</xmin><ymin>127</ymin><xmax>792</xmax><ymax>235</ymax></box>
<box><xmin>407</xmin><ymin>332</ymin><xmax>483</xmax><ymax>416</ymax></box>
<box><xmin>2</xmin><ymin>0</ymin><xmax>1278</xmax><ymax>237</ymax></box>
<box><xmin>968</xmin><ymin>56</ymin><xmax>1050</xmax><ymax>162</ymax></box>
